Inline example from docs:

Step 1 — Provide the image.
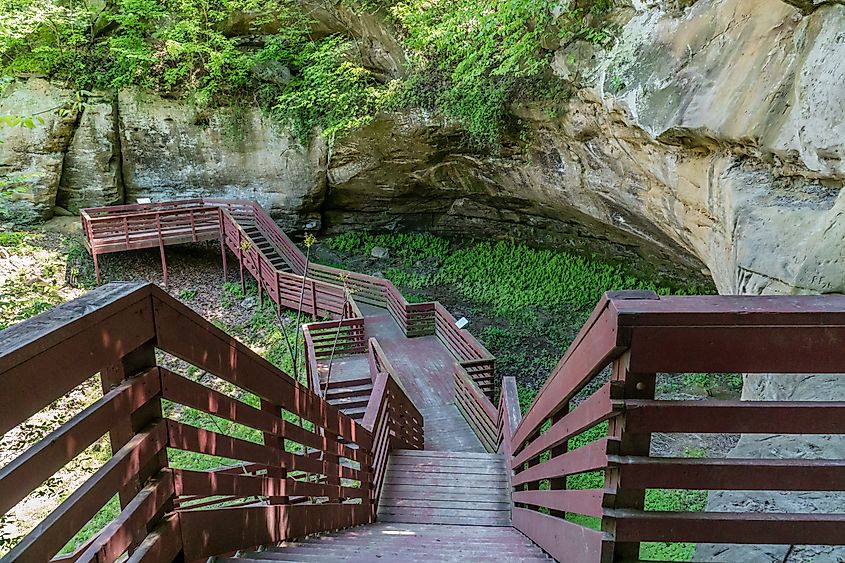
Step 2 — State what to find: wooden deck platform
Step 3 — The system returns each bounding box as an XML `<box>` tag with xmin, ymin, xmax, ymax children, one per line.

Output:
<box><xmin>321</xmin><ymin>304</ymin><xmax>485</xmax><ymax>453</ymax></box>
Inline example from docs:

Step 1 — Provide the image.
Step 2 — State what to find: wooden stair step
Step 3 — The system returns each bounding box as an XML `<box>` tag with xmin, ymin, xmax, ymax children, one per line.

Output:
<box><xmin>377</xmin><ymin>513</ymin><xmax>511</xmax><ymax>526</ymax></box>
<box><xmin>325</xmin><ymin>377</ymin><xmax>372</xmax><ymax>389</ymax></box>
<box><xmin>326</xmin><ymin>383</ymin><xmax>374</xmax><ymax>399</ymax></box>
<box><xmin>391</xmin><ymin>449</ymin><xmax>502</xmax><ymax>460</ymax></box>
<box><xmin>328</xmin><ymin>396</ymin><xmax>370</xmax><ymax>409</ymax></box>
<box><xmin>340</xmin><ymin>405</ymin><xmax>367</xmax><ymax>419</ymax></box>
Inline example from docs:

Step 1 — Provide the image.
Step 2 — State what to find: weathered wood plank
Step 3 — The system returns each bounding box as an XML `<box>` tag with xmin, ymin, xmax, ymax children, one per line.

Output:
<box><xmin>611</xmin><ymin>509</ymin><xmax>845</xmax><ymax>544</ymax></box>
<box><xmin>76</xmin><ymin>470</ymin><xmax>174</xmax><ymax>562</ymax></box>
<box><xmin>512</xmin><ymin>438</ymin><xmax>611</xmax><ymax>487</ymax></box>
<box><xmin>624</xmin><ymin>399</ymin><xmax>845</xmax><ymax>434</ymax></box>
<box><xmin>615</xmin><ymin>457</ymin><xmax>845</xmax><ymax>491</ymax></box>
<box><xmin>0</xmin><ymin>284</ymin><xmax>155</xmax><ymax>435</ymax></box>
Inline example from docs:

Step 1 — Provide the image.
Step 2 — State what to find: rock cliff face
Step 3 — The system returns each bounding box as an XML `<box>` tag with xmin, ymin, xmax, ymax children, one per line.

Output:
<box><xmin>2</xmin><ymin>0</ymin><xmax>842</xmax><ymax>295</ymax></box>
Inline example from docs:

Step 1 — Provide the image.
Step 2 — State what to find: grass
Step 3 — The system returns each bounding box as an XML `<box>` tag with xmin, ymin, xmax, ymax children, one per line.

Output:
<box><xmin>0</xmin><ymin>232</ymin><xmax>28</xmax><ymax>248</ymax></box>
<box><xmin>0</xmin><ymin>234</ymin><xmax>79</xmax><ymax>330</ymax></box>
<box><xmin>178</xmin><ymin>288</ymin><xmax>198</xmax><ymax>300</ymax></box>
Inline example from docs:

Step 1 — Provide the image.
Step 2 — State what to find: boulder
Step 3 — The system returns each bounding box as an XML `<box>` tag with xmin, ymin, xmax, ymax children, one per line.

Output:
<box><xmin>370</xmin><ymin>246</ymin><xmax>389</xmax><ymax>258</ymax></box>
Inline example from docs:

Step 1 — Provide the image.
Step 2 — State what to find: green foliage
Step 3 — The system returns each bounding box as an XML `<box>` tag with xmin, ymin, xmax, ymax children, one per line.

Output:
<box><xmin>390</xmin><ymin>0</ymin><xmax>552</xmax><ymax>148</ymax></box>
<box><xmin>658</xmin><ymin>372</ymin><xmax>743</xmax><ymax>398</ymax></box>
<box><xmin>0</xmin><ymin>231</ymin><xmax>27</xmax><ymax>247</ymax></box>
<box><xmin>324</xmin><ymin>230</ymin><xmax>711</xmax><ymax>390</ymax></box>
<box><xmin>2</xmin><ymin>0</ymin><xmax>618</xmax><ymax>147</ymax></box>
<box><xmin>436</xmin><ymin>240</ymin><xmax>700</xmax><ymax>320</ymax></box>
<box><xmin>387</xmin><ymin>0</ymin><xmax>615</xmax><ymax>148</ymax></box>
<box><xmin>332</xmin><ymin>232</ymin><xmax>708</xmax><ymax>321</ymax></box>
<box><xmin>0</xmin><ymin>0</ymin><xmax>389</xmax><ymax>141</ymax></box>
<box><xmin>328</xmin><ymin>231</ymin><xmax>449</xmax><ymax>263</ymax></box>
<box><xmin>0</xmin><ymin>269</ymin><xmax>64</xmax><ymax>330</ymax></box>
<box><xmin>270</xmin><ymin>36</ymin><xmax>393</xmax><ymax>140</ymax></box>
<box><xmin>178</xmin><ymin>288</ymin><xmax>197</xmax><ymax>300</ymax></box>
<box><xmin>64</xmin><ymin>237</ymin><xmax>97</xmax><ymax>288</ymax></box>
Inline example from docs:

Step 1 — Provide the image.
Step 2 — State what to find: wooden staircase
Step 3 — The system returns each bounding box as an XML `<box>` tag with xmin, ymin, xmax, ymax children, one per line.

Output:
<box><xmin>240</xmin><ymin>221</ymin><xmax>294</xmax><ymax>274</ymax></box>
<box><xmin>215</xmin><ymin>449</ymin><xmax>549</xmax><ymax>562</ymax></box>
<box><xmin>324</xmin><ymin>379</ymin><xmax>374</xmax><ymax>422</ymax></box>
<box><xmin>378</xmin><ymin>450</ymin><xmax>511</xmax><ymax>526</ymax></box>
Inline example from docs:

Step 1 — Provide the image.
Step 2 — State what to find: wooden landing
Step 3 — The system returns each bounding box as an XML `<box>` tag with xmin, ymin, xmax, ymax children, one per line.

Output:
<box><xmin>377</xmin><ymin>450</ymin><xmax>511</xmax><ymax>526</ymax></box>
<box><xmin>221</xmin><ymin>522</ymin><xmax>550</xmax><ymax>562</ymax></box>
<box><xmin>320</xmin><ymin>304</ymin><xmax>485</xmax><ymax>453</ymax></box>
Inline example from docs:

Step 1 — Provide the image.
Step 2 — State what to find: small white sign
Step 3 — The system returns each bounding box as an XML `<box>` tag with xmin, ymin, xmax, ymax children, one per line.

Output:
<box><xmin>455</xmin><ymin>317</ymin><xmax>469</xmax><ymax>329</ymax></box>
<box><xmin>137</xmin><ymin>198</ymin><xmax>152</xmax><ymax>204</ymax></box>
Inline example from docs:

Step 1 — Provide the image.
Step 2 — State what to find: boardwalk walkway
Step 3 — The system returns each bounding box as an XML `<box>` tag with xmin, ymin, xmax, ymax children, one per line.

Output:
<box><xmin>323</xmin><ymin>304</ymin><xmax>485</xmax><ymax>452</ymax></box>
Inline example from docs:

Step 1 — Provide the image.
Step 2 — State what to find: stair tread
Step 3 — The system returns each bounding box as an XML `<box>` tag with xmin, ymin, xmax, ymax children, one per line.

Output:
<box><xmin>218</xmin><ymin>523</ymin><xmax>549</xmax><ymax>562</ymax></box>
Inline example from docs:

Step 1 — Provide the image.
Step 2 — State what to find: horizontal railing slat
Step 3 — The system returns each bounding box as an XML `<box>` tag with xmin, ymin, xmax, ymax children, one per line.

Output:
<box><xmin>0</xmin><ymin>368</ymin><xmax>160</xmax><ymax>515</ymax></box>
<box><xmin>76</xmin><ymin>470</ymin><xmax>175</xmax><ymax>562</ymax></box>
<box><xmin>611</xmin><ymin>509</ymin><xmax>845</xmax><ymax>544</ymax></box>
<box><xmin>512</xmin><ymin>488</ymin><xmax>606</xmax><ymax>518</ymax></box>
<box><xmin>160</xmin><ymin>369</ymin><xmax>361</xmax><ymax>462</ymax></box>
<box><xmin>614</xmin><ymin>456</ymin><xmax>845</xmax><ymax>491</ymax></box>
<box><xmin>166</xmin><ymin>420</ymin><xmax>363</xmax><ymax>484</ymax></box>
<box><xmin>512</xmin><ymin>438</ymin><xmax>613</xmax><ymax>487</ymax></box>
<box><xmin>2</xmin><ymin>422</ymin><xmax>167</xmax><ymax>562</ymax></box>
<box><xmin>172</xmin><ymin>469</ymin><xmax>368</xmax><ymax>501</ymax></box>
<box><xmin>623</xmin><ymin>399</ymin><xmax>845</xmax><ymax>434</ymax></box>
<box><xmin>512</xmin><ymin>507</ymin><xmax>606</xmax><ymax>562</ymax></box>
<box><xmin>513</xmin><ymin>382</ymin><xmax>619</xmax><ymax>467</ymax></box>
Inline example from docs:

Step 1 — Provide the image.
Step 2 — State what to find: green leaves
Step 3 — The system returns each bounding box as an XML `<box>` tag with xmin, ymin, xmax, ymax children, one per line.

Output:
<box><xmin>0</xmin><ymin>0</ymin><xmax>614</xmax><ymax>145</ymax></box>
<box><xmin>0</xmin><ymin>113</ymin><xmax>42</xmax><ymax>128</ymax></box>
<box><xmin>271</xmin><ymin>36</ymin><xmax>390</xmax><ymax>141</ymax></box>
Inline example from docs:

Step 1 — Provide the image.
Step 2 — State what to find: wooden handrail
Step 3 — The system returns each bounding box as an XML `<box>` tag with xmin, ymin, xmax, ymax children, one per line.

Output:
<box><xmin>0</xmin><ymin>283</ymin><xmax>376</xmax><ymax>562</ymax></box>
<box><xmin>360</xmin><ymin>338</ymin><xmax>423</xmax><ymax>514</ymax></box>
<box><xmin>495</xmin><ymin>291</ymin><xmax>845</xmax><ymax>562</ymax></box>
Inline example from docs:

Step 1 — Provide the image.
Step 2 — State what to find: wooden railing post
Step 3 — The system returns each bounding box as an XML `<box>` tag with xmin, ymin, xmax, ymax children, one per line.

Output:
<box><xmin>155</xmin><ymin>214</ymin><xmax>169</xmax><ymax>289</ymax></box>
<box><xmin>260</xmin><ymin>399</ymin><xmax>289</xmax><ymax>506</ymax></box>
<box><xmin>237</xmin><ymin>229</ymin><xmax>245</xmax><ymax>294</ymax></box>
<box><xmin>310</xmin><ymin>279</ymin><xmax>318</xmax><ymax>320</ymax></box>
<box><xmin>100</xmin><ymin>341</ymin><xmax>171</xmax><ymax>551</ymax></box>
<box><xmin>218</xmin><ymin>208</ymin><xmax>228</xmax><ymax>282</ymax></box>
<box><xmin>604</xmin><ymin>351</ymin><xmax>655</xmax><ymax>561</ymax></box>
<box><xmin>549</xmin><ymin>402</ymin><xmax>568</xmax><ymax>520</ymax></box>
<box><xmin>257</xmin><ymin>256</ymin><xmax>263</xmax><ymax>307</ymax></box>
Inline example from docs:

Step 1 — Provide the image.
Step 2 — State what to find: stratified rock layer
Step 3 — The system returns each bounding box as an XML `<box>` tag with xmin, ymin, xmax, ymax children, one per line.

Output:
<box><xmin>116</xmin><ymin>88</ymin><xmax>328</xmax><ymax>230</ymax></box>
<box><xmin>0</xmin><ymin>79</ymin><xmax>77</xmax><ymax>223</ymax></box>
